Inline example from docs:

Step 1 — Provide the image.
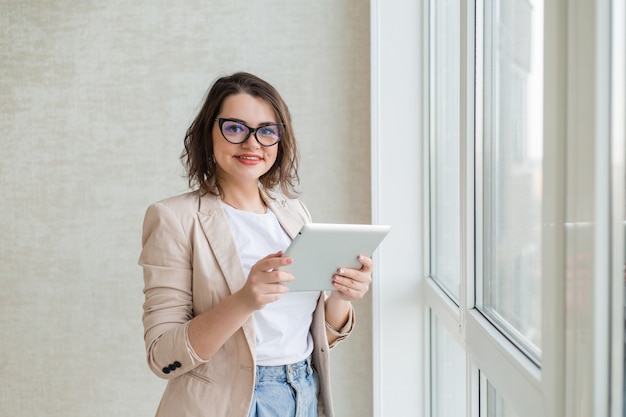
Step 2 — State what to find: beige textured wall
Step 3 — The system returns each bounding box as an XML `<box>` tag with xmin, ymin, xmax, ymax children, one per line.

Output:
<box><xmin>0</xmin><ymin>2</ymin><xmax>371</xmax><ymax>416</ymax></box>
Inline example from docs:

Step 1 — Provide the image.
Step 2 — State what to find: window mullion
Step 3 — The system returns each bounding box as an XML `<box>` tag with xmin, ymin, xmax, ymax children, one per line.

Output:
<box><xmin>460</xmin><ymin>2</ymin><xmax>477</xmax><ymax>413</ymax></box>
<box><xmin>609</xmin><ymin>2</ymin><xmax>626</xmax><ymax>416</ymax></box>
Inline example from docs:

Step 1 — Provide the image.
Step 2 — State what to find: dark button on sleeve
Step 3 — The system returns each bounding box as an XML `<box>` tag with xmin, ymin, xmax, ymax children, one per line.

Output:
<box><xmin>162</xmin><ymin>367</ymin><xmax>171</xmax><ymax>374</ymax></box>
<box><xmin>169</xmin><ymin>363</ymin><xmax>177</xmax><ymax>371</ymax></box>
<box><xmin>173</xmin><ymin>361</ymin><xmax>182</xmax><ymax>368</ymax></box>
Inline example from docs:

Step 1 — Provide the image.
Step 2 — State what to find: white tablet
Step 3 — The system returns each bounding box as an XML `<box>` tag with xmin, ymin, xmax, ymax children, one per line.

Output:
<box><xmin>281</xmin><ymin>223</ymin><xmax>391</xmax><ymax>291</ymax></box>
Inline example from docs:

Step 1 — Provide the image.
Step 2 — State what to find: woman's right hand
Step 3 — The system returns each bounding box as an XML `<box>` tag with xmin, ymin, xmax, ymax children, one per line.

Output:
<box><xmin>187</xmin><ymin>251</ymin><xmax>294</xmax><ymax>361</ymax></box>
<box><xmin>237</xmin><ymin>251</ymin><xmax>294</xmax><ymax>310</ymax></box>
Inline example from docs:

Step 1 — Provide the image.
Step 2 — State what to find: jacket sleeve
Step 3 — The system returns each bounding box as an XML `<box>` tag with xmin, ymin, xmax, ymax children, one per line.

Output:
<box><xmin>138</xmin><ymin>202</ymin><xmax>209</xmax><ymax>379</ymax></box>
<box><xmin>326</xmin><ymin>302</ymin><xmax>355</xmax><ymax>348</ymax></box>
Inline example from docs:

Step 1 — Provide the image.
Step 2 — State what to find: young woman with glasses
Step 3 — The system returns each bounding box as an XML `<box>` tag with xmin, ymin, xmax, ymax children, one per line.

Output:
<box><xmin>138</xmin><ymin>72</ymin><xmax>373</xmax><ymax>417</ymax></box>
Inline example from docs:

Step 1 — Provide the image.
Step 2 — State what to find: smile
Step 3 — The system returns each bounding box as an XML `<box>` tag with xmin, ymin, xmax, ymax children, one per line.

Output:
<box><xmin>235</xmin><ymin>154</ymin><xmax>264</xmax><ymax>165</ymax></box>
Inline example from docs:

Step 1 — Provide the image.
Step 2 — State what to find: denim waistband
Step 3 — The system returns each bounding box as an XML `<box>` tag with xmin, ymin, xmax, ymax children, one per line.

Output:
<box><xmin>254</xmin><ymin>356</ymin><xmax>313</xmax><ymax>384</ymax></box>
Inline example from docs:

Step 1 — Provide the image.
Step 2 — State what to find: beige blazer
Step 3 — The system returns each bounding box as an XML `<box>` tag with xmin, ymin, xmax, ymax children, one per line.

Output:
<box><xmin>139</xmin><ymin>190</ymin><xmax>354</xmax><ymax>417</ymax></box>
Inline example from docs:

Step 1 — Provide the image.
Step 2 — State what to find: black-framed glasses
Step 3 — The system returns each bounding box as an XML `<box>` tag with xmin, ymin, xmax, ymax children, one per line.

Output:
<box><xmin>215</xmin><ymin>118</ymin><xmax>282</xmax><ymax>147</ymax></box>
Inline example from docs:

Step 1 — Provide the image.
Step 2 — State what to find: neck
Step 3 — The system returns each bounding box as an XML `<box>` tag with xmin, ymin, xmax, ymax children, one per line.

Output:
<box><xmin>221</xmin><ymin>185</ymin><xmax>267</xmax><ymax>214</ymax></box>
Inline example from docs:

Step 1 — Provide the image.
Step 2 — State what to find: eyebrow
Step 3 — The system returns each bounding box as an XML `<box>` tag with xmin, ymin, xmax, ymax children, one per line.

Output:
<box><xmin>219</xmin><ymin>117</ymin><xmax>279</xmax><ymax>127</ymax></box>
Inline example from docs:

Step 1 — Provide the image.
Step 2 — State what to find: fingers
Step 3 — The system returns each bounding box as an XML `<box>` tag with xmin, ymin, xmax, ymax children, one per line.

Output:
<box><xmin>249</xmin><ymin>259</ymin><xmax>294</xmax><ymax>287</ymax></box>
<box><xmin>336</xmin><ymin>256</ymin><xmax>373</xmax><ymax>284</ymax></box>
<box><xmin>332</xmin><ymin>271</ymin><xmax>371</xmax><ymax>293</ymax></box>
<box><xmin>357</xmin><ymin>255</ymin><xmax>373</xmax><ymax>272</ymax></box>
<box><xmin>254</xmin><ymin>251</ymin><xmax>293</xmax><ymax>274</ymax></box>
<box><xmin>331</xmin><ymin>256</ymin><xmax>373</xmax><ymax>300</ymax></box>
<box><xmin>241</xmin><ymin>253</ymin><xmax>295</xmax><ymax>310</ymax></box>
<box><xmin>331</xmin><ymin>276</ymin><xmax>369</xmax><ymax>301</ymax></box>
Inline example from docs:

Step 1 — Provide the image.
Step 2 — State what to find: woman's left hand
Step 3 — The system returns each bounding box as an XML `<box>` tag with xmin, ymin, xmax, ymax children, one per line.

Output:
<box><xmin>329</xmin><ymin>255</ymin><xmax>373</xmax><ymax>301</ymax></box>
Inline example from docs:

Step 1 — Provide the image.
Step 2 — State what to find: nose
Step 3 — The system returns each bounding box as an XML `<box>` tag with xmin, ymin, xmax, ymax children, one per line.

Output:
<box><xmin>241</xmin><ymin>129</ymin><xmax>261</xmax><ymax>149</ymax></box>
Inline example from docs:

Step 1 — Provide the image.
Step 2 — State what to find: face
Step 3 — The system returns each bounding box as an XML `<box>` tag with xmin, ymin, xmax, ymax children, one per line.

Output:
<box><xmin>212</xmin><ymin>93</ymin><xmax>280</xmax><ymax>190</ymax></box>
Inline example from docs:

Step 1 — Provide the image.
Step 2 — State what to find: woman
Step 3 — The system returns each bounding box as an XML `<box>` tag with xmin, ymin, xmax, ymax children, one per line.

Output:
<box><xmin>139</xmin><ymin>72</ymin><xmax>373</xmax><ymax>417</ymax></box>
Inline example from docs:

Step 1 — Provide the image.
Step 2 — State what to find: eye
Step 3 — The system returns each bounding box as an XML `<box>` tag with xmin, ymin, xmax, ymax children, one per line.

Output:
<box><xmin>257</xmin><ymin>125</ymin><xmax>279</xmax><ymax>137</ymax></box>
<box><xmin>223</xmin><ymin>121</ymin><xmax>246</xmax><ymax>135</ymax></box>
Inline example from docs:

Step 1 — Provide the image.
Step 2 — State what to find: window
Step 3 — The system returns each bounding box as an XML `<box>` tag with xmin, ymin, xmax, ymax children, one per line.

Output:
<box><xmin>476</xmin><ymin>0</ymin><xmax>544</xmax><ymax>361</ymax></box>
<box><xmin>427</xmin><ymin>0</ymin><xmax>546</xmax><ymax>412</ymax></box>
<box><xmin>372</xmin><ymin>1</ymin><xmax>624</xmax><ymax>416</ymax></box>
<box><xmin>483</xmin><ymin>377</ymin><xmax>520</xmax><ymax>417</ymax></box>
<box><xmin>429</xmin><ymin>310</ymin><xmax>465</xmax><ymax>417</ymax></box>
<box><xmin>429</xmin><ymin>0</ymin><xmax>462</xmax><ymax>303</ymax></box>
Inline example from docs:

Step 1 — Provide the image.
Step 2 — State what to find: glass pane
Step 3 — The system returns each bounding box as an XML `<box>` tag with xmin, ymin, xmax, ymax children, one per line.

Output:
<box><xmin>485</xmin><ymin>379</ymin><xmax>520</xmax><ymax>417</ymax></box>
<box><xmin>430</xmin><ymin>311</ymin><xmax>466</xmax><ymax>417</ymax></box>
<box><xmin>429</xmin><ymin>0</ymin><xmax>461</xmax><ymax>302</ymax></box>
<box><xmin>479</xmin><ymin>0</ymin><xmax>544</xmax><ymax>359</ymax></box>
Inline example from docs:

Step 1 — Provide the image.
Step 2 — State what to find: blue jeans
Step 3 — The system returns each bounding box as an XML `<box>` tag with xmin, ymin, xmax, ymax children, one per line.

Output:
<box><xmin>247</xmin><ymin>356</ymin><xmax>319</xmax><ymax>417</ymax></box>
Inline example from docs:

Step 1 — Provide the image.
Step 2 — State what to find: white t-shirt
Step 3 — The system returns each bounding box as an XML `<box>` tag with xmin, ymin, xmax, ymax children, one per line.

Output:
<box><xmin>222</xmin><ymin>203</ymin><xmax>319</xmax><ymax>366</ymax></box>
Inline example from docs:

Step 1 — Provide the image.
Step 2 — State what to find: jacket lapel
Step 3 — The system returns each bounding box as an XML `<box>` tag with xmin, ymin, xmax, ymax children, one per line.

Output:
<box><xmin>262</xmin><ymin>189</ymin><xmax>307</xmax><ymax>239</ymax></box>
<box><xmin>196</xmin><ymin>194</ymin><xmax>248</xmax><ymax>295</ymax></box>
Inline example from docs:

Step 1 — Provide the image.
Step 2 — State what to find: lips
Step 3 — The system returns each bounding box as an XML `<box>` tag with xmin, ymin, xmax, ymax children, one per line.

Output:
<box><xmin>235</xmin><ymin>154</ymin><xmax>263</xmax><ymax>164</ymax></box>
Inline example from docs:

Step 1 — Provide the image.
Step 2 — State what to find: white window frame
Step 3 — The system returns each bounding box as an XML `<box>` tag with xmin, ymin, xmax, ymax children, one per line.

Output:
<box><xmin>371</xmin><ymin>0</ymin><xmax>624</xmax><ymax>416</ymax></box>
<box><xmin>610</xmin><ymin>2</ymin><xmax>626</xmax><ymax>416</ymax></box>
<box><xmin>371</xmin><ymin>0</ymin><xmax>424</xmax><ymax>415</ymax></box>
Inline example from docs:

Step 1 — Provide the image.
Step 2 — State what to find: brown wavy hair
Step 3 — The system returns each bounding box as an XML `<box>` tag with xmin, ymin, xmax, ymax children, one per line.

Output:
<box><xmin>181</xmin><ymin>72</ymin><xmax>300</xmax><ymax>197</ymax></box>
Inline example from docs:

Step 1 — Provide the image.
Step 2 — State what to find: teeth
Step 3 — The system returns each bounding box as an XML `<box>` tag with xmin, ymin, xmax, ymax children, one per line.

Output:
<box><xmin>239</xmin><ymin>156</ymin><xmax>260</xmax><ymax>160</ymax></box>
